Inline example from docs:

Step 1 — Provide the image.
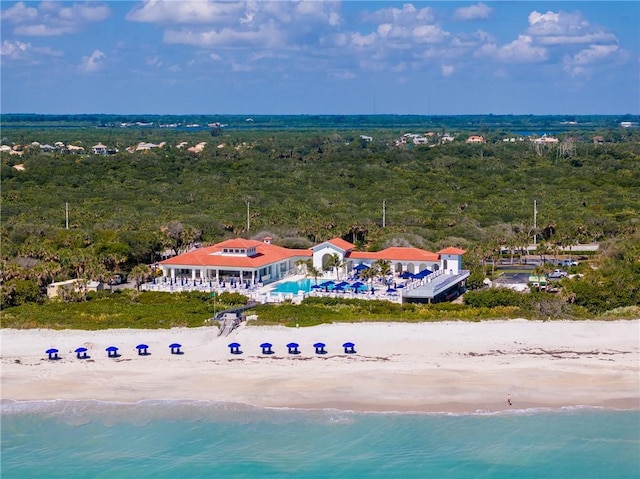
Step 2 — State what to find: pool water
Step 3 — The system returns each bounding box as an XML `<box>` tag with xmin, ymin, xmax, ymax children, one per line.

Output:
<box><xmin>270</xmin><ymin>278</ymin><xmax>314</xmax><ymax>294</ymax></box>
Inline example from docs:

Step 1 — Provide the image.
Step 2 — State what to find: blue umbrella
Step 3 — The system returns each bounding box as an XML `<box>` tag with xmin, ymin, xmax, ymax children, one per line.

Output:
<box><xmin>46</xmin><ymin>348</ymin><xmax>59</xmax><ymax>360</ymax></box>
<box><xmin>311</xmin><ymin>284</ymin><xmax>323</xmax><ymax>290</ymax></box>
<box><xmin>353</xmin><ymin>263</ymin><xmax>369</xmax><ymax>271</ymax></box>
<box><xmin>74</xmin><ymin>347</ymin><xmax>89</xmax><ymax>359</ymax></box>
<box><xmin>319</xmin><ymin>280</ymin><xmax>335</xmax><ymax>288</ymax></box>
<box><xmin>136</xmin><ymin>344</ymin><xmax>150</xmax><ymax>355</ymax></box>
<box><xmin>286</xmin><ymin>342</ymin><xmax>300</xmax><ymax>354</ymax></box>
<box><xmin>313</xmin><ymin>342</ymin><xmax>327</xmax><ymax>354</ymax></box>
<box><xmin>260</xmin><ymin>342</ymin><xmax>274</xmax><ymax>355</ymax></box>
<box><xmin>228</xmin><ymin>342</ymin><xmax>242</xmax><ymax>354</ymax></box>
<box><xmin>169</xmin><ymin>343</ymin><xmax>183</xmax><ymax>354</ymax></box>
<box><xmin>342</xmin><ymin>342</ymin><xmax>356</xmax><ymax>354</ymax></box>
<box><xmin>106</xmin><ymin>346</ymin><xmax>120</xmax><ymax>358</ymax></box>
<box><xmin>400</xmin><ymin>271</ymin><xmax>414</xmax><ymax>279</ymax></box>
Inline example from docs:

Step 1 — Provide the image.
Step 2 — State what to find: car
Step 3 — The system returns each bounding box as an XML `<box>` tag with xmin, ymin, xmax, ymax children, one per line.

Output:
<box><xmin>108</xmin><ymin>274</ymin><xmax>124</xmax><ymax>285</ymax></box>
<box><xmin>548</xmin><ymin>269</ymin><xmax>568</xmax><ymax>279</ymax></box>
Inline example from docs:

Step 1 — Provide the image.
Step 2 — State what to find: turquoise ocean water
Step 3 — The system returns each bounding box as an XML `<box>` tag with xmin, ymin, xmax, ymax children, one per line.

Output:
<box><xmin>2</xmin><ymin>400</ymin><xmax>638</xmax><ymax>479</ymax></box>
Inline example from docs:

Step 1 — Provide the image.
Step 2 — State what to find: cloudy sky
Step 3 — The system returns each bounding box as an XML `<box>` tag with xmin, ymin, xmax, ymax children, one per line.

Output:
<box><xmin>1</xmin><ymin>1</ymin><xmax>638</xmax><ymax>115</ymax></box>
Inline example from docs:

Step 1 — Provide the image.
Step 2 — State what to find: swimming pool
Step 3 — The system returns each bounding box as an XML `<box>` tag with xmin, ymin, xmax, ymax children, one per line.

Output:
<box><xmin>270</xmin><ymin>278</ymin><xmax>314</xmax><ymax>294</ymax></box>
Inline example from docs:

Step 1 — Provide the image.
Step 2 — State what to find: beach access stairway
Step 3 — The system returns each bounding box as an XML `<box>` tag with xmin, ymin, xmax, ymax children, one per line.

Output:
<box><xmin>211</xmin><ymin>303</ymin><xmax>258</xmax><ymax>337</ymax></box>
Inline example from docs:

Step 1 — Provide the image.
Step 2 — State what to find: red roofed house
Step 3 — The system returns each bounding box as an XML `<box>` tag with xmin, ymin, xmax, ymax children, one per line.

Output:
<box><xmin>159</xmin><ymin>237</ymin><xmax>312</xmax><ymax>285</ymax></box>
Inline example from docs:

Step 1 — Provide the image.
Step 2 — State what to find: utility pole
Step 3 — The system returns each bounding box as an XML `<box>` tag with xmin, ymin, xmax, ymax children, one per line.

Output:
<box><xmin>246</xmin><ymin>201</ymin><xmax>250</xmax><ymax>232</ymax></box>
<box><xmin>533</xmin><ymin>200</ymin><xmax>537</xmax><ymax>246</ymax></box>
<box><xmin>382</xmin><ymin>200</ymin><xmax>386</xmax><ymax>228</ymax></box>
<box><xmin>65</xmin><ymin>202</ymin><xmax>69</xmax><ymax>229</ymax></box>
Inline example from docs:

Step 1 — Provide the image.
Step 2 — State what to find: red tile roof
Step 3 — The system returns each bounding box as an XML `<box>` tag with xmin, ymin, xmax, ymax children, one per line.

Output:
<box><xmin>160</xmin><ymin>239</ymin><xmax>311</xmax><ymax>269</ymax></box>
<box><xmin>325</xmin><ymin>238</ymin><xmax>355</xmax><ymax>251</ymax></box>
<box><xmin>437</xmin><ymin>247</ymin><xmax>467</xmax><ymax>255</ymax></box>
<box><xmin>349</xmin><ymin>247</ymin><xmax>440</xmax><ymax>262</ymax></box>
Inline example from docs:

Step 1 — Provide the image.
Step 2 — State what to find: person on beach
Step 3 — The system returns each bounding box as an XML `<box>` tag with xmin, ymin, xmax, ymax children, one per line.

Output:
<box><xmin>507</xmin><ymin>394</ymin><xmax>512</xmax><ymax>406</ymax></box>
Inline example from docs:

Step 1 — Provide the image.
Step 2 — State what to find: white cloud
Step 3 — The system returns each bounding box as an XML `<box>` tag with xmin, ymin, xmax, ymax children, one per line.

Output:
<box><xmin>80</xmin><ymin>49</ymin><xmax>105</xmax><ymax>73</ymax></box>
<box><xmin>563</xmin><ymin>44</ymin><xmax>619</xmax><ymax>75</ymax></box>
<box><xmin>526</xmin><ymin>10</ymin><xmax>616</xmax><ymax>46</ymax></box>
<box><xmin>0</xmin><ymin>39</ymin><xmax>63</xmax><ymax>63</ymax></box>
<box><xmin>413</xmin><ymin>25</ymin><xmax>449</xmax><ymax>43</ymax></box>
<box><xmin>453</xmin><ymin>3</ymin><xmax>492</xmax><ymax>21</ymax></box>
<box><xmin>126</xmin><ymin>0</ymin><xmax>244</xmax><ymax>24</ymax></box>
<box><xmin>1</xmin><ymin>2</ymin><xmax>38</xmax><ymax>23</ymax></box>
<box><xmin>2</xmin><ymin>1</ymin><xmax>110</xmax><ymax>36</ymax></box>
<box><xmin>476</xmin><ymin>35</ymin><xmax>547</xmax><ymax>63</ymax></box>
<box><xmin>0</xmin><ymin>39</ymin><xmax>30</xmax><ymax>59</ymax></box>
<box><xmin>362</xmin><ymin>4</ymin><xmax>434</xmax><ymax>25</ymax></box>
<box><xmin>441</xmin><ymin>64</ymin><xmax>454</xmax><ymax>77</ymax></box>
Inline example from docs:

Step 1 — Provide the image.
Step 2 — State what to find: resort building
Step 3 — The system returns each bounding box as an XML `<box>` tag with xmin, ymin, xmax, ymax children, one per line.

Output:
<box><xmin>158</xmin><ymin>237</ymin><xmax>469</xmax><ymax>304</ymax></box>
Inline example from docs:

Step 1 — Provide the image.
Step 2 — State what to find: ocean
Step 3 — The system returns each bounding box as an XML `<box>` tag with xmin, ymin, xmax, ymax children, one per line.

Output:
<box><xmin>1</xmin><ymin>400</ymin><xmax>638</xmax><ymax>479</ymax></box>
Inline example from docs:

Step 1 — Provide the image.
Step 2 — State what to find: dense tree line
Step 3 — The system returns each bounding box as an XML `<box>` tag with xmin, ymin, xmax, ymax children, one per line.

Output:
<box><xmin>1</xmin><ymin>124</ymin><xmax>639</xmax><ymax>314</ymax></box>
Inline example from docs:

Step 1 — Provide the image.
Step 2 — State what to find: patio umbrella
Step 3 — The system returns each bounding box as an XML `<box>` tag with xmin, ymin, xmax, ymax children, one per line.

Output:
<box><xmin>342</xmin><ymin>342</ymin><xmax>356</xmax><ymax>354</ymax></box>
<box><xmin>74</xmin><ymin>347</ymin><xmax>89</xmax><ymax>359</ymax></box>
<box><xmin>106</xmin><ymin>346</ymin><xmax>120</xmax><ymax>358</ymax></box>
<box><xmin>399</xmin><ymin>271</ymin><xmax>414</xmax><ymax>279</ymax></box>
<box><xmin>136</xmin><ymin>344</ymin><xmax>150</xmax><ymax>355</ymax></box>
<box><xmin>286</xmin><ymin>342</ymin><xmax>300</xmax><ymax>354</ymax></box>
<box><xmin>353</xmin><ymin>263</ymin><xmax>369</xmax><ymax>271</ymax></box>
<box><xmin>46</xmin><ymin>348</ymin><xmax>60</xmax><ymax>360</ymax></box>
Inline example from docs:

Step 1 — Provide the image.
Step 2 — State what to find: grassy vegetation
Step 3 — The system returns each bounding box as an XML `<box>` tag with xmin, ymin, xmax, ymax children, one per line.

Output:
<box><xmin>4</xmin><ymin>290</ymin><xmax>636</xmax><ymax>331</ymax></box>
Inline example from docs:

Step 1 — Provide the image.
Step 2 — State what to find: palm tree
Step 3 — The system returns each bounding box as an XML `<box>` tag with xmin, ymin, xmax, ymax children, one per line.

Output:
<box><xmin>129</xmin><ymin>264</ymin><xmax>152</xmax><ymax>292</ymax></box>
<box><xmin>373</xmin><ymin>259</ymin><xmax>391</xmax><ymax>284</ymax></box>
<box><xmin>305</xmin><ymin>260</ymin><xmax>321</xmax><ymax>285</ymax></box>
<box><xmin>325</xmin><ymin>253</ymin><xmax>344</xmax><ymax>280</ymax></box>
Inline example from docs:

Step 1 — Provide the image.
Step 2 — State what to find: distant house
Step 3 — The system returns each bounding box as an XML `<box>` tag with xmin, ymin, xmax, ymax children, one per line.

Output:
<box><xmin>187</xmin><ymin>142</ymin><xmax>207</xmax><ymax>153</ymax></box>
<box><xmin>47</xmin><ymin>279</ymin><xmax>104</xmax><ymax>299</ymax></box>
<box><xmin>92</xmin><ymin>143</ymin><xmax>108</xmax><ymax>155</ymax></box>
<box><xmin>592</xmin><ymin>136</ymin><xmax>604</xmax><ymax>145</ymax></box>
<box><xmin>532</xmin><ymin>135</ymin><xmax>559</xmax><ymax>145</ymax></box>
<box><xmin>360</xmin><ymin>135</ymin><xmax>373</xmax><ymax>142</ymax></box>
<box><xmin>466</xmin><ymin>135</ymin><xmax>485</xmax><ymax>143</ymax></box>
<box><xmin>66</xmin><ymin>144</ymin><xmax>85</xmax><ymax>153</ymax></box>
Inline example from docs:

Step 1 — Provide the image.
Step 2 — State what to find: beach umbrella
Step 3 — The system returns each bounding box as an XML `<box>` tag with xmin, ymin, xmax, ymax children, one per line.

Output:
<box><xmin>169</xmin><ymin>343</ymin><xmax>183</xmax><ymax>355</ymax></box>
<box><xmin>228</xmin><ymin>342</ymin><xmax>242</xmax><ymax>354</ymax></box>
<box><xmin>311</xmin><ymin>284</ymin><xmax>323</xmax><ymax>290</ymax></box>
<box><xmin>342</xmin><ymin>342</ymin><xmax>356</xmax><ymax>354</ymax></box>
<box><xmin>319</xmin><ymin>280</ymin><xmax>335</xmax><ymax>288</ymax></box>
<box><xmin>45</xmin><ymin>348</ymin><xmax>60</xmax><ymax>360</ymax></box>
<box><xmin>74</xmin><ymin>347</ymin><xmax>89</xmax><ymax>359</ymax></box>
<box><xmin>353</xmin><ymin>263</ymin><xmax>369</xmax><ymax>272</ymax></box>
<box><xmin>286</xmin><ymin>342</ymin><xmax>300</xmax><ymax>354</ymax></box>
<box><xmin>313</xmin><ymin>342</ymin><xmax>327</xmax><ymax>354</ymax></box>
<box><xmin>106</xmin><ymin>346</ymin><xmax>120</xmax><ymax>358</ymax></box>
<box><xmin>260</xmin><ymin>342</ymin><xmax>274</xmax><ymax>355</ymax></box>
<box><xmin>136</xmin><ymin>344</ymin><xmax>150</xmax><ymax>356</ymax></box>
<box><xmin>399</xmin><ymin>271</ymin><xmax>414</xmax><ymax>279</ymax></box>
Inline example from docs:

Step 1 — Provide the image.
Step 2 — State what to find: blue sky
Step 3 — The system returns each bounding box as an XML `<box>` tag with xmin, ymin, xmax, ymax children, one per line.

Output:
<box><xmin>1</xmin><ymin>1</ymin><xmax>638</xmax><ymax>115</ymax></box>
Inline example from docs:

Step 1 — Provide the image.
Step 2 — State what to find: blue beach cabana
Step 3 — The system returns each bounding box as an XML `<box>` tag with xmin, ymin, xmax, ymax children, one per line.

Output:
<box><xmin>74</xmin><ymin>347</ymin><xmax>89</xmax><ymax>359</ymax></box>
<box><xmin>136</xmin><ymin>344</ymin><xmax>150</xmax><ymax>356</ymax></box>
<box><xmin>286</xmin><ymin>342</ymin><xmax>300</xmax><ymax>355</ymax></box>
<box><xmin>260</xmin><ymin>342</ymin><xmax>274</xmax><ymax>355</ymax></box>
<box><xmin>228</xmin><ymin>342</ymin><xmax>242</xmax><ymax>355</ymax></box>
<box><xmin>342</xmin><ymin>342</ymin><xmax>356</xmax><ymax>354</ymax></box>
<box><xmin>313</xmin><ymin>342</ymin><xmax>327</xmax><ymax>354</ymax></box>
<box><xmin>106</xmin><ymin>346</ymin><xmax>120</xmax><ymax>358</ymax></box>
<box><xmin>46</xmin><ymin>348</ymin><xmax>60</xmax><ymax>360</ymax></box>
<box><xmin>169</xmin><ymin>343</ymin><xmax>183</xmax><ymax>355</ymax></box>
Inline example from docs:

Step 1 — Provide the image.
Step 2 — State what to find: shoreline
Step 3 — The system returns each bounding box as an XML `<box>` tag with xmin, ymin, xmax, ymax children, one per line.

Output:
<box><xmin>1</xmin><ymin>320</ymin><xmax>639</xmax><ymax>414</ymax></box>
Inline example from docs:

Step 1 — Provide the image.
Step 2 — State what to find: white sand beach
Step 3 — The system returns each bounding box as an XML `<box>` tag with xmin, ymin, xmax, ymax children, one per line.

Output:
<box><xmin>1</xmin><ymin>320</ymin><xmax>638</xmax><ymax>413</ymax></box>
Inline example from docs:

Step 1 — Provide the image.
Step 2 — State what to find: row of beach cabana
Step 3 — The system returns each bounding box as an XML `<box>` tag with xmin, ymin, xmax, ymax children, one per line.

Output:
<box><xmin>44</xmin><ymin>341</ymin><xmax>356</xmax><ymax>360</ymax></box>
